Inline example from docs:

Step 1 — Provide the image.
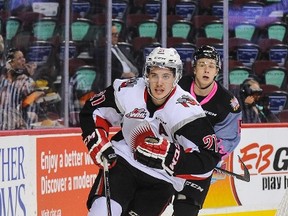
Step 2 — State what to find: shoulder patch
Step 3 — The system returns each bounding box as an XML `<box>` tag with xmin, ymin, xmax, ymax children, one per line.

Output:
<box><xmin>230</xmin><ymin>96</ymin><xmax>240</xmax><ymax>111</ymax></box>
<box><xmin>177</xmin><ymin>95</ymin><xmax>199</xmax><ymax>107</ymax></box>
<box><xmin>118</xmin><ymin>78</ymin><xmax>138</xmax><ymax>91</ymax></box>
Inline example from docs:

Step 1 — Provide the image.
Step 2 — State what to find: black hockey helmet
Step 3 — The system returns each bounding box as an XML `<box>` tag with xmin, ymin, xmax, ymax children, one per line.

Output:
<box><xmin>192</xmin><ymin>45</ymin><xmax>221</xmax><ymax>69</ymax></box>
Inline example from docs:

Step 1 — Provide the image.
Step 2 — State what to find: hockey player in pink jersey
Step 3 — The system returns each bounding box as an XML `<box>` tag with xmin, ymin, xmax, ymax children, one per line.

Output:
<box><xmin>174</xmin><ymin>45</ymin><xmax>242</xmax><ymax>216</ymax></box>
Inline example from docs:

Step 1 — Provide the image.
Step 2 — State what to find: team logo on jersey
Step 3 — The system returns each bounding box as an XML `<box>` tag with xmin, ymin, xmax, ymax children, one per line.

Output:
<box><xmin>230</xmin><ymin>96</ymin><xmax>240</xmax><ymax>111</ymax></box>
<box><xmin>118</xmin><ymin>78</ymin><xmax>137</xmax><ymax>91</ymax></box>
<box><xmin>130</xmin><ymin>121</ymin><xmax>155</xmax><ymax>151</ymax></box>
<box><xmin>125</xmin><ymin>108</ymin><xmax>147</xmax><ymax>119</ymax></box>
<box><xmin>176</xmin><ymin>95</ymin><xmax>199</xmax><ymax>107</ymax></box>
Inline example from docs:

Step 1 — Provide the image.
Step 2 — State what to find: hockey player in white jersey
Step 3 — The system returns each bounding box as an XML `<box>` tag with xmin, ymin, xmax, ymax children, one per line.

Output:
<box><xmin>79</xmin><ymin>47</ymin><xmax>222</xmax><ymax>216</ymax></box>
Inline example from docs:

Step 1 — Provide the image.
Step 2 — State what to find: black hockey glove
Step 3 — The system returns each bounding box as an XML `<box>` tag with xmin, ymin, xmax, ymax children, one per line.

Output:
<box><xmin>84</xmin><ymin>128</ymin><xmax>117</xmax><ymax>169</ymax></box>
<box><xmin>134</xmin><ymin>137</ymin><xmax>184</xmax><ymax>176</ymax></box>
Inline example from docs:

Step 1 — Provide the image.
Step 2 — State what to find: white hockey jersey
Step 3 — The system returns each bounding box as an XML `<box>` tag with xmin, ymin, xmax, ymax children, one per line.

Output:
<box><xmin>80</xmin><ymin>78</ymin><xmax>221</xmax><ymax>191</ymax></box>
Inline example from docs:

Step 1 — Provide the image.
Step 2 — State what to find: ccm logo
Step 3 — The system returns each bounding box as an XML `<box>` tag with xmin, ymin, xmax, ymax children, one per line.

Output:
<box><xmin>169</xmin><ymin>143</ymin><xmax>181</xmax><ymax>171</ymax></box>
<box><xmin>84</xmin><ymin>131</ymin><xmax>96</xmax><ymax>145</ymax></box>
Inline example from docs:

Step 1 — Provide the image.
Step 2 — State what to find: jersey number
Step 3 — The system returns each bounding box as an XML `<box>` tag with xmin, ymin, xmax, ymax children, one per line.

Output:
<box><xmin>203</xmin><ymin>134</ymin><xmax>218</xmax><ymax>152</ymax></box>
<box><xmin>91</xmin><ymin>91</ymin><xmax>106</xmax><ymax>106</ymax></box>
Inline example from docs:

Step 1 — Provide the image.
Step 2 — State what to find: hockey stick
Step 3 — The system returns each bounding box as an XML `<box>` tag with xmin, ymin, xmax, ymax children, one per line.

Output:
<box><xmin>214</xmin><ymin>155</ymin><xmax>250</xmax><ymax>182</ymax></box>
<box><xmin>103</xmin><ymin>157</ymin><xmax>112</xmax><ymax>216</ymax></box>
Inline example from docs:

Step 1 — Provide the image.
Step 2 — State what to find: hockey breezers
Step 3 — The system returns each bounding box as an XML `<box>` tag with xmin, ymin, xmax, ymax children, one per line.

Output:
<box><xmin>214</xmin><ymin>155</ymin><xmax>250</xmax><ymax>182</ymax></box>
<box><xmin>103</xmin><ymin>157</ymin><xmax>112</xmax><ymax>216</ymax></box>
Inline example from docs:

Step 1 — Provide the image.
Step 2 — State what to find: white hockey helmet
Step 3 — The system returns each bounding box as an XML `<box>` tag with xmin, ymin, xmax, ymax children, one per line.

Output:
<box><xmin>144</xmin><ymin>47</ymin><xmax>183</xmax><ymax>86</ymax></box>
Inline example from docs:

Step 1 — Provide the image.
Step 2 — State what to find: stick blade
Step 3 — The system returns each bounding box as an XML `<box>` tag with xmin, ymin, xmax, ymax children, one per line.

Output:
<box><xmin>238</xmin><ymin>155</ymin><xmax>250</xmax><ymax>182</ymax></box>
<box><xmin>214</xmin><ymin>155</ymin><xmax>250</xmax><ymax>182</ymax></box>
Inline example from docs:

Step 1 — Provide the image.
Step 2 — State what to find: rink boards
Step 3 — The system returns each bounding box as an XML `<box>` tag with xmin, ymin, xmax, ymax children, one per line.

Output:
<box><xmin>0</xmin><ymin>124</ymin><xmax>287</xmax><ymax>216</ymax></box>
